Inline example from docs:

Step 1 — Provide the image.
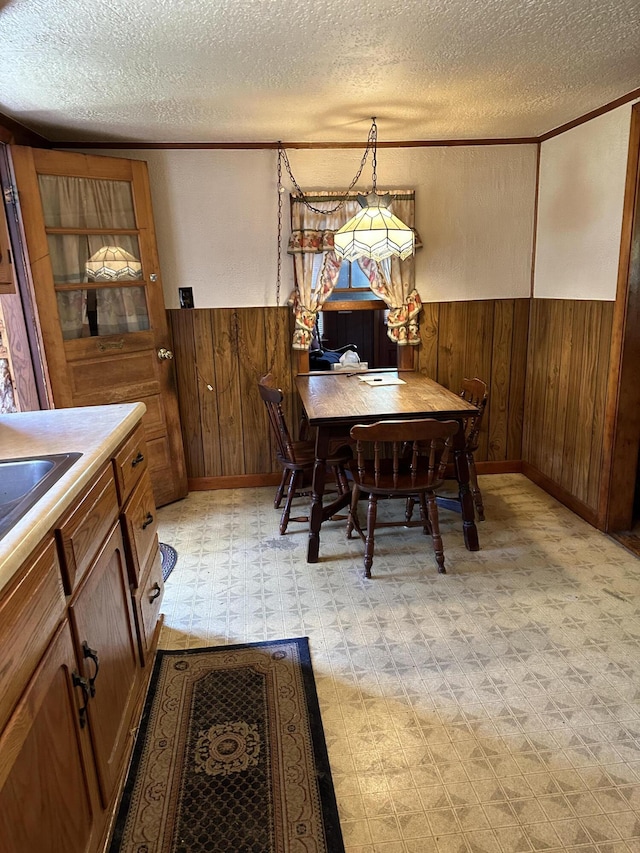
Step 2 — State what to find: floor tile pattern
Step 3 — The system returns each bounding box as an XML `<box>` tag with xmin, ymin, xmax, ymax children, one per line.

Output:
<box><xmin>157</xmin><ymin>475</ymin><xmax>640</xmax><ymax>853</ymax></box>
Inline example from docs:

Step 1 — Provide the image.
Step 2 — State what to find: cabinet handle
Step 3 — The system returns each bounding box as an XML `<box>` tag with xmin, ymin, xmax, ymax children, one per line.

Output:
<box><xmin>131</xmin><ymin>451</ymin><xmax>145</xmax><ymax>467</ymax></box>
<box><xmin>142</xmin><ymin>512</ymin><xmax>154</xmax><ymax>530</ymax></box>
<box><xmin>72</xmin><ymin>671</ymin><xmax>91</xmax><ymax>729</ymax></box>
<box><xmin>82</xmin><ymin>641</ymin><xmax>100</xmax><ymax>697</ymax></box>
<box><xmin>149</xmin><ymin>582</ymin><xmax>162</xmax><ymax>602</ymax></box>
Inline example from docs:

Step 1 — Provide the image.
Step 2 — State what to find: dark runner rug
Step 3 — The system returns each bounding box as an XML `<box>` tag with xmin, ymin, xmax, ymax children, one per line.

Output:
<box><xmin>109</xmin><ymin>638</ymin><xmax>345</xmax><ymax>853</ymax></box>
<box><xmin>159</xmin><ymin>542</ymin><xmax>178</xmax><ymax>581</ymax></box>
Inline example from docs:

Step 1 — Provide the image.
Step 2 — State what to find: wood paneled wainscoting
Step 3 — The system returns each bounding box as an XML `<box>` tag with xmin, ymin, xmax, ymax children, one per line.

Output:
<box><xmin>523</xmin><ymin>298</ymin><xmax>615</xmax><ymax>525</ymax></box>
<box><xmin>416</xmin><ymin>299</ymin><xmax>530</xmax><ymax>468</ymax></box>
<box><xmin>169</xmin><ymin>301</ymin><xmax>529</xmax><ymax>490</ymax></box>
<box><xmin>169</xmin><ymin>307</ymin><xmax>299</xmax><ymax>489</ymax></box>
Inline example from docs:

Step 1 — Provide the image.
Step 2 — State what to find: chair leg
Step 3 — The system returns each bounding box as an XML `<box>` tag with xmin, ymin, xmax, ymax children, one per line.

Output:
<box><xmin>279</xmin><ymin>470</ymin><xmax>298</xmax><ymax>535</ymax></box>
<box><xmin>333</xmin><ymin>464</ymin><xmax>350</xmax><ymax>496</ymax></box>
<box><xmin>364</xmin><ymin>494</ymin><xmax>378</xmax><ymax>578</ymax></box>
<box><xmin>425</xmin><ymin>490</ymin><xmax>446</xmax><ymax>573</ymax></box>
<box><xmin>418</xmin><ymin>493</ymin><xmax>431</xmax><ymax>536</ymax></box>
<box><xmin>467</xmin><ymin>451</ymin><xmax>485</xmax><ymax>521</ymax></box>
<box><xmin>347</xmin><ymin>485</ymin><xmax>359</xmax><ymax>538</ymax></box>
<box><xmin>405</xmin><ymin>496</ymin><xmax>416</xmax><ymax>524</ymax></box>
<box><xmin>274</xmin><ymin>469</ymin><xmax>287</xmax><ymax>509</ymax></box>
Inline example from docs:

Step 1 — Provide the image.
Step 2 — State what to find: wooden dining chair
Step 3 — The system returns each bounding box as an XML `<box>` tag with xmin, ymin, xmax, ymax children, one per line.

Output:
<box><xmin>258</xmin><ymin>374</ymin><xmax>351</xmax><ymax>535</ymax></box>
<box><xmin>406</xmin><ymin>377</ymin><xmax>489</xmax><ymax>522</ymax></box>
<box><xmin>457</xmin><ymin>377</ymin><xmax>489</xmax><ymax>520</ymax></box>
<box><xmin>346</xmin><ymin>418</ymin><xmax>459</xmax><ymax>577</ymax></box>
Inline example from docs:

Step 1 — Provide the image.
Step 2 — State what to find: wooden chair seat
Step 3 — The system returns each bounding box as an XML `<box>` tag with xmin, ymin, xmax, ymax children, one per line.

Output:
<box><xmin>259</xmin><ymin>374</ymin><xmax>351</xmax><ymax>534</ymax></box>
<box><xmin>347</xmin><ymin>418</ymin><xmax>459</xmax><ymax>577</ymax></box>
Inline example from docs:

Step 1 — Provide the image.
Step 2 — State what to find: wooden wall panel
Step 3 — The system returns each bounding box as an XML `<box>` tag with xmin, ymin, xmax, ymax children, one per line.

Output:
<box><xmin>506</xmin><ymin>299</ymin><xmax>530</xmax><ymax>461</ymax></box>
<box><xmin>523</xmin><ymin>298</ymin><xmax>615</xmax><ymax>514</ymax></box>
<box><xmin>417</xmin><ymin>302</ymin><xmax>439</xmax><ymax>378</ymax></box>
<box><xmin>416</xmin><ymin>299</ymin><xmax>528</xmax><ymax>467</ymax></box>
<box><xmin>488</xmin><ymin>300</ymin><xmax>514</xmax><ymax>462</ymax></box>
<box><xmin>235</xmin><ymin>308</ymin><xmax>271</xmax><ymax>475</ymax></box>
<box><xmin>169</xmin><ymin>307</ymin><xmax>296</xmax><ymax>482</ymax></box>
<box><xmin>145</xmin><ymin>300</ymin><xmax>618</xmax><ymax>523</ymax></box>
<box><xmin>588</xmin><ymin>305</ymin><xmax>614</xmax><ymax>510</ymax></box>
<box><xmin>192</xmin><ymin>310</ymin><xmax>223</xmax><ymax>478</ymax></box>
<box><xmin>211</xmin><ymin>309</ymin><xmax>244</xmax><ymax>477</ymax></box>
<box><xmin>168</xmin><ymin>310</ymin><xmax>204</xmax><ymax>477</ymax></box>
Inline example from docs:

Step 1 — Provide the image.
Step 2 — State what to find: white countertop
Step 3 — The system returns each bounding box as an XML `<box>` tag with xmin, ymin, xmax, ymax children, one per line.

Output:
<box><xmin>0</xmin><ymin>403</ymin><xmax>146</xmax><ymax>595</ymax></box>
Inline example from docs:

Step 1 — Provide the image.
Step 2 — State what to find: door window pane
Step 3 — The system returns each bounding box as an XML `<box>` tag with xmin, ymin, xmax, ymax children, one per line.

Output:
<box><xmin>47</xmin><ymin>234</ymin><xmax>142</xmax><ymax>284</ymax></box>
<box><xmin>38</xmin><ymin>175</ymin><xmax>136</xmax><ymax>229</ymax></box>
<box><xmin>56</xmin><ymin>287</ymin><xmax>149</xmax><ymax>340</ymax></box>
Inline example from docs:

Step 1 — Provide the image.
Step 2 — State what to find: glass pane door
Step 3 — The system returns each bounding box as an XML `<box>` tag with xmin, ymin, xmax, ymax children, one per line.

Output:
<box><xmin>37</xmin><ymin>175</ymin><xmax>150</xmax><ymax>339</ymax></box>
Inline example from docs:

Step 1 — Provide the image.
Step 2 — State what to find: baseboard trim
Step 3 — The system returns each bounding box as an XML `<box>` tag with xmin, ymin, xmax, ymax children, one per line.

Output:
<box><xmin>188</xmin><ymin>473</ymin><xmax>283</xmax><ymax>491</ymax></box>
<box><xmin>522</xmin><ymin>462</ymin><xmax>601</xmax><ymax>528</ymax></box>
<box><xmin>475</xmin><ymin>460</ymin><xmax>523</xmax><ymax>474</ymax></box>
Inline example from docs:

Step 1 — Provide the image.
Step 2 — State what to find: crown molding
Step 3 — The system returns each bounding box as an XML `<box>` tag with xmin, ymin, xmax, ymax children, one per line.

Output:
<box><xmin>0</xmin><ymin>111</ymin><xmax>51</xmax><ymax>147</ymax></box>
<box><xmin>3</xmin><ymin>87</ymin><xmax>640</xmax><ymax>150</ymax></box>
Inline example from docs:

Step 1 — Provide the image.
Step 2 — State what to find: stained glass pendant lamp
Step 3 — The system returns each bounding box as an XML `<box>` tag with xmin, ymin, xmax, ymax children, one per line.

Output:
<box><xmin>85</xmin><ymin>246</ymin><xmax>143</xmax><ymax>281</ymax></box>
<box><xmin>333</xmin><ymin>118</ymin><xmax>415</xmax><ymax>263</ymax></box>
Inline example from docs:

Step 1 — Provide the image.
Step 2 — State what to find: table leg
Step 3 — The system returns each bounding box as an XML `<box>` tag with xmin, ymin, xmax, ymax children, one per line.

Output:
<box><xmin>452</xmin><ymin>430</ymin><xmax>480</xmax><ymax>551</ymax></box>
<box><xmin>307</xmin><ymin>427</ymin><xmax>328</xmax><ymax>563</ymax></box>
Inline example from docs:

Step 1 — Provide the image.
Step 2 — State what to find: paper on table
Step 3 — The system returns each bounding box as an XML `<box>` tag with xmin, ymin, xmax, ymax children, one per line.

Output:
<box><xmin>358</xmin><ymin>376</ymin><xmax>406</xmax><ymax>386</ymax></box>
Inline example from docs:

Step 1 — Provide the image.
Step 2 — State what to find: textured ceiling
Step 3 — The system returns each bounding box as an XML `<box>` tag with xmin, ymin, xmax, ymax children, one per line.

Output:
<box><xmin>0</xmin><ymin>0</ymin><xmax>639</xmax><ymax>144</ymax></box>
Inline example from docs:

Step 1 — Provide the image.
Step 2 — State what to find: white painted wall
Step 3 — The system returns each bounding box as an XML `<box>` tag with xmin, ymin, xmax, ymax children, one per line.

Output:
<box><xmin>89</xmin><ymin>145</ymin><xmax>537</xmax><ymax>309</ymax></box>
<box><xmin>534</xmin><ymin>104</ymin><xmax>634</xmax><ymax>300</ymax></box>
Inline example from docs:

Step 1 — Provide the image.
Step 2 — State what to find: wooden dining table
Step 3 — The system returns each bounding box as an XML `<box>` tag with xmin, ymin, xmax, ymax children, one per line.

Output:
<box><xmin>295</xmin><ymin>370</ymin><xmax>481</xmax><ymax>563</ymax></box>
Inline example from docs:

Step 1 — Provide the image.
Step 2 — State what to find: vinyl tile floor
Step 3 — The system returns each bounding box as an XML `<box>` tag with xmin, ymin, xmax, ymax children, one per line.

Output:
<box><xmin>157</xmin><ymin>474</ymin><xmax>640</xmax><ymax>853</ymax></box>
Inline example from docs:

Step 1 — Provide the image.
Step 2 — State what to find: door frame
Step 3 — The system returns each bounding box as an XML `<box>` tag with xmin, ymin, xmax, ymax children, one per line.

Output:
<box><xmin>0</xmin><ymin>143</ymin><xmax>50</xmax><ymax>409</ymax></box>
<box><xmin>600</xmin><ymin>102</ymin><xmax>640</xmax><ymax>531</ymax></box>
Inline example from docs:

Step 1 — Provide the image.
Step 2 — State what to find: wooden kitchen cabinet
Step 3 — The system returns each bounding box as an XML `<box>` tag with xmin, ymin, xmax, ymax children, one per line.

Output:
<box><xmin>0</xmin><ymin>619</ymin><xmax>102</xmax><ymax>853</ymax></box>
<box><xmin>118</xmin><ymin>425</ymin><xmax>165</xmax><ymax>665</ymax></box>
<box><xmin>68</xmin><ymin>521</ymin><xmax>140</xmax><ymax>807</ymax></box>
<box><xmin>0</xmin><ymin>418</ymin><xmax>164</xmax><ymax>853</ymax></box>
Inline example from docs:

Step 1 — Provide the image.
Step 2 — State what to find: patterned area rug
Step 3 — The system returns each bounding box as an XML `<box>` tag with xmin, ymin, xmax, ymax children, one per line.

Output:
<box><xmin>108</xmin><ymin>638</ymin><xmax>344</xmax><ymax>853</ymax></box>
<box><xmin>159</xmin><ymin>542</ymin><xmax>178</xmax><ymax>581</ymax></box>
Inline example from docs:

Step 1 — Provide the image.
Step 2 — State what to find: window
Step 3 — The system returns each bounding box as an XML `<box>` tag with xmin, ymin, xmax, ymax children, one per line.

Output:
<box><xmin>325</xmin><ymin>261</ymin><xmax>385</xmax><ymax>305</ymax></box>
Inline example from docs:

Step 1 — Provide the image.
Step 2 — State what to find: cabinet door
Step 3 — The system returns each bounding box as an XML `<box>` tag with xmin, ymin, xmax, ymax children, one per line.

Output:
<box><xmin>121</xmin><ymin>467</ymin><xmax>160</xmax><ymax>586</ymax></box>
<box><xmin>0</xmin><ymin>620</ymin><xmax>102</xmax><ymax>853</ymax></box>
<box><xmin>68</xmin><ymin>521</ymin><xmax>140</xmax><ymax>807</ymax></box>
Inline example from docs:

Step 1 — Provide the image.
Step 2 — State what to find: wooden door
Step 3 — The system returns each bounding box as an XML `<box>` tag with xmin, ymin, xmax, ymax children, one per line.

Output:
<box><xmin>68</xmin><ymin>522</ymin><xmax>140</xmax><ymax>807</ymax></box>
<box><xmin>0</xmin><ymin>620</ymin><xmax>103</xmax><ymax>853</ymax></box>
<box><xmin>10</xmin><ymin>146</ymin><xmax>187</xmax><ymax>506</ymax></box>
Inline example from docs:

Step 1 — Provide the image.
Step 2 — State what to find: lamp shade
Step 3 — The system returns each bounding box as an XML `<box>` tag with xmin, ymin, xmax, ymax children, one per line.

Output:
<box><xmin>333</xmin><ymin>193</ymin><xmax>415</xmax><ymax>263</ymax></box>
<box><xmin>85</xmin><ymin>245</ymin><xmax>143</xmax><ymax>281</ymax></box>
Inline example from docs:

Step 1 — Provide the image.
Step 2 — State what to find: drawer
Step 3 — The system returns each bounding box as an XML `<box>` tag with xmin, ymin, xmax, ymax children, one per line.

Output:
<box><xmin>0</xmin><ymin>538</ymin><xmax>66</xmax><ymax>730</ymax></box>
<box><xmin>121</xmin><ymin>468</ymin><xmax>159</xmax><ymax>587</ymax></box>
<box><xmin>112</xmin><ymin>424</ymin><xmax>149</xmax><ymax>506</ymax></box>
<box><xmin>56</xmin><ymin>464</ymin><xmax>120</xmax><ymax>594</ymax></box>
<box><xmin>132</xmin><ymin>546</ymin><xmax>164</xmax><ymax>665</ymax></box>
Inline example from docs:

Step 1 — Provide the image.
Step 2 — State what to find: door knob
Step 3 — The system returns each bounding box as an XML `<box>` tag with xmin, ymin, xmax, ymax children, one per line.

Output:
<box><xmin>157</xmin><ymin>347</ymin><xmax>174</xmax><ymax>360</ymax></box>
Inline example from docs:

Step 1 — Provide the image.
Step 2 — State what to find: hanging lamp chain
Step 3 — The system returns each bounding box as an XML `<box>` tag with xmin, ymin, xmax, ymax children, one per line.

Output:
<box><xmin>200</xmin><ymin>120</ymin><xmax>392</xmax><ymax>388</ymax></box>
<box><xmin>276</xmin><ymin>146</ymin><xmax>283</xmax><ymax>309</ymax></box>
<box><xmin>371</xmin><ymin>117</ymin><xmax>378</xmax><ymax>193</ymax></box>
<box><xmin>277</xmin><ymin>118</ymin><xmax>378</xmax><ymax>215</ymax></box>
<box><xmin>237</xmin><ymin>117</ymin><xmax>379</xmax><ymax>381</ymax></box>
